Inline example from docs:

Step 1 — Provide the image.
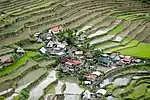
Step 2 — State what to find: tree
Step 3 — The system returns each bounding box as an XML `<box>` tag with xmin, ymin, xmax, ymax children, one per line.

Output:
<box><xmin>58</xmin><ymin>29</ymin><xmax>77</xmax><ymax>45</ymax></box>
<box><xmin>0</xmin><ymin>96</ymin><xmax>5</xmax><ymax>100</ymax></box>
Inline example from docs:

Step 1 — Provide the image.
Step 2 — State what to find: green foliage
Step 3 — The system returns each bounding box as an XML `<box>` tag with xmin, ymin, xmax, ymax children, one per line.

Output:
<box><xmin>119</xmin><ymin>43</ymin><xmax>150</xmax><ymax>58</ymax></box>
<box><xmin>55</xmin><ymin>56</ymin><xmax>60</xmax><ymax>64</ymax></box>
<box><xmin>58</xmin><ymin>29</ymin><xmax>77</xmax><ymax>45</ymax></box>
<box><xmin>13</xmin><ymin>89</ymin><xmax>29</xmax><ymax>100</ymax></box>
<box><xmin>109</xmin><ymin>25</ymin><xmax>125</xmax><ymax>35</ymax></box>
<box><xmin>78</xmin><ymin>69</ymin><xmax>88</xmax><ymax>81</ymax></box>
<box><xmin>0</xmin><ymin>96</ymin><xmax>5</xmax><ymax>100</ymax></box>
<box><xmin>13</xmin><ymin>95</ymin><xmax>21</xmax><ymax>100</ymax></box>
<box><xmin>61</xmin><ymin>83</ymin><xmax>66</xmax><ymax>92</ymax></box>
<box><xmin>56</xmin><ymin>71</ymin><xmax>65</xmax><ymax>79</ymax></box>
<box><xmin>141</xmin><ymin>0</ymin><xmax>150</xmax><ymax>3</ymax></box>
<box><xmin>20</xmin><ymin>89</ymin><xmax>29</xmax><ymax>99</ymax></box>
<box><xmin>32</xmin><ymin>54</ymin><xmax>44</xmax><ymax>61</ymax></box>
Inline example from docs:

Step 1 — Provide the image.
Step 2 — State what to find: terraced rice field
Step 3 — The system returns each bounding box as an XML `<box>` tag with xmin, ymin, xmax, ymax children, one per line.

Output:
<box><xmin>103</xmin><ymin>65</ymin><xmax>150</xmax><ymax>99</ymax></box>
<box><xmin>0</xmin><ymin>0</ymin><xmax>150</xmax><ymax>99</ymax></box>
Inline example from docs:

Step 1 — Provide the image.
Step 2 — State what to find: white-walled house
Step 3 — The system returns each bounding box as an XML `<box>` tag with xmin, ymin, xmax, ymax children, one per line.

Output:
<box><xmin>40</xmin><ymin>47</ymin><xmax>47</xmax><ymax>54</ymax></box>
<box><xmin>34</xmin><ymin>32</ymin><xmax>41</xmax><ymax>37</ymax></box>
<box><xmin>96</xmin><ymin>89</ymin><xmax>107</xmax><ymax>95</ymax></box>
<box><xmin>75</xmin><ymin>51</ymin><xmax>83</xmax><ymax>56</ymax></box>
<box><xmin>92</xmin><ymin>71</ymin><xmax>102</xmax><ymax>76</ymax></box>
<box><xmin>16</xmin><ymin>47</ymin><xmax>25</xmax><ymax>54</ymax></box>
<box><xmin>46</xmin><ymin>41</ymin><xmax>54</xmax><ymax>48</ymax></box>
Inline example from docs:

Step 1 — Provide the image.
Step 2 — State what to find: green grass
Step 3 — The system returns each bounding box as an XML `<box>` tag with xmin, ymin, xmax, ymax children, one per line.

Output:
<box><xmin>0</xmin><ymin>51</ymin><xmax>40</xmax><ymax>76</ymax></box>
<box><xmin>104</xmin><ymin>40</ymin><xmax>139</xmax><ymax>53</ymax></box>
<box><xmin>117</xmin><ymin>14</ymin><xmax>136</xmax><ymax>20</ymax></box>
<box><xmin>145</xmin><ymin>88</ymin><xmax>150</xmax><ymax>97</ymax></box>
<box><xmin>46</xmin><ymin>83</ymin><xmax>56</xmax><ymax>94</ymax></box>
<box><xmin>129</xmin><ymin>84</ymin><xmax>147</xmax><ymax>98</ymax></box>
<box><xmin>109</xmin><ymin>25</ymin><xmax>125</xmax><ymax>35</ymax></box>
<box><xmin>120</xmin><ymin>37</ymin><xmax>132</xmax><ymax>45</ymax></box>
<box><xmin>119</xmin><ymin>43</ymin><xmax>150</xmax><ymax>58</ymax></box>
<box><xmin>95</xmin><ymin>41</ymin><xmax>119</xmax><ymax>49</ymax></box>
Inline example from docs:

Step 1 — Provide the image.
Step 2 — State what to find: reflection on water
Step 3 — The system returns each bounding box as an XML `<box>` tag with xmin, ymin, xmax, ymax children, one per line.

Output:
<box><xmin>55</xmin><ymin>81</ymin><xmax>64</xmax><ymax>94</ymax></box>
<box><xmin>64</xmin><ymin>82</ymin><xmax>84</xmax><ymax>100</ymax></box>
<box><xmin>28</xmin><ymin>70</ymin><xmax>56</xmax><ymax>100</ymax></box>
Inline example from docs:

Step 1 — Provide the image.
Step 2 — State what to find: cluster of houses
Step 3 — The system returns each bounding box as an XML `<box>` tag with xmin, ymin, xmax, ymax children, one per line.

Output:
<box><xmin>99</xmin><ymin>52</ymin><xmax>142</xmax><ymax>67</ymax></box>
<box><xmin>34</xmin><ymin>25</ymin><xmax>66</xmax><ymax>56</ymax></box>
<box><xmin>34</xmin><ymin>25</ymin><xmax>90</xmax><ymax>73</ymax></box>
<box><xmin>32</xmin><ymin>25</ymin><xmax>144</xmax><ymax>100</ymax></box>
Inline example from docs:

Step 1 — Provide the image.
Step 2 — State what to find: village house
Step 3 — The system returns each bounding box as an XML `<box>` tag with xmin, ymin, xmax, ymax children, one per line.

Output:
<box><xmin>60</xmin><ymin>57</ymin><xmax>82</xmax><ymax>71</ymax></box>
<box><xmin>46</xmin><ymin>36</ymin><xmax>52</xmax><ymax>40</ymax></box>
<box><xmin>85</xmin><ymin>52</ymin><xmax>93</xmax><ymax>58</ymax></box>
<box><xmin>121</xmin><ymin>56</ymin><xmax>132</xmax><ymax>64</ymax></box>
<box><xmin>57</xmin><ymin>44</ymin><xmax>66</xmax><ymax>49</ymax></box>
<box><xmin>99</xmin><ymin>55</ymin><xmax>112</xmax><ymax>67</ymax></box>
<box><xmin>70</xmin><ymin>46</ymin><xmax>77</xmax><ymax>52</ymax></box>
<box><xmin>133</xmin><ymin>59</ymin><xmax>141</xmax><ymax>63</ymax></box>
<box><xmin>34</xmin><ymin>32</ymin><xmax>41</xmax><ymax>37</ymax></box>
<box><xmin>37</xmin><ymin>37</ymin><xmax>43</xmax><ymax>43</ymax></box>
<box><xmin>107</xmin><ymin>96</ymin><xmax>115</xmax><ymax>100</ymax></box>
<box><xmin>55</xmin><ymin>52</ymin><xmax>65</xmax><ymax>56</ymax></box>
<box><xmin>66</xmin><ymin>46</ymin><xmax>77</xmax><ymax>57</ymax></box>
<box><xmin>78</xmin><ymin>37</ymin><xmax>85</xmax><ymax>44</ymax></box>
<box><xmin>75</xmin><ymin>51</ymin><xmax>83</xmax><ymax>56</ymax></box>
<box><xmin>4</xmin><ymin>58</ymin><xmax>13</xmax><ymax>63</ymax></box>
<box><xmin>49</xmin><ymin>25</ymin><xmax>63</xmax><ymax>34</ymax></box>
<box><xmin>86</xmin><ymin>74</ymin><xmax>97</xmax><ymax>81</ymax></box>
<box><xmin>84</xmin><ymin>81</ymin><xmax>92</xmax><ymax>85</ymax></box>
<box><xmin>40</xmin><ymin>47</ymin><xmax>47</xmax><ymax>54</ymax></box>
<box><xmin>92</xmin><ymin>71</ymin><xmax>102</xmax><ymax>77</ymax></box>
<box><xmin>65</xmin><ymin>59</ymin><xmax>82</xmax><ymax>66</ymax></box>
<box><xmin>46</xmin><ymin>33</ymin><xmax>53</xmax><ymax>40</ymax></box>
<box><xmin>16</xmin><ymin>47</ymin><xmax>25</xmax><ymax>54</ymax></box>
<box><xmin>82</xmin><ymin>90</ymin><xmax>91</xmax><ymax>100</ymax></box>
<box><xmin>62</xmin><ymin>41</ymin><xmax>68</xmax><ymax>46</ymax></box>
<box><xmin>96</xmin><ymin>89</ymin><xmax>107</xmax><ymax>97</ymax></box>
<box><xmin>46</xmin><ymin>41</ymin><xmax>54</xmax><ymax>48</ymax></box>
<box><xmin>64</xmin><ymin>64</ymin><xmax>75</xmax><ymax>72</ymax></box>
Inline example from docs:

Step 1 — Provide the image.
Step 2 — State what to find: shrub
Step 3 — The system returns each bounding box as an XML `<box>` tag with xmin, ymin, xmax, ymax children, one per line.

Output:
<box><xmin>0</xmin><ymin>96</ymin><xmax>5</xmax><ymax>100</ymax></box>
<box><xmin>62</xmin><ymin>83</ymin><xmax>66</xmax><ymax>92</ymax></box>
<box><xmin>32</xmin><ymin>54</ymin><xmax>44</xmax><ymax>61</ymax></box>
<box><xmin>20</xmin><ymin>89</ymin><xmax>29</xmax><ymax>99</ymax></box>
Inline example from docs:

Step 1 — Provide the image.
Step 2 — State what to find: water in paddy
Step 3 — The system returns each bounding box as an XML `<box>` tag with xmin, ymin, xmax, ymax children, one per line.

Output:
<box><xmin>45</xmin><ymin>75</ymin><xmax>84</xmax><ymax>100</ymax></box>
<box><xmin>28</xmin><ymin>70</ymin><xmax>56</xmax><ymax>100</ymax></box>
<box><xmin>113</xmin><ymin>78</ymin><xmax>130</xmax><ymax>86</ymax></box>
<box><xmin>0</xmin><ymin>82</ymin><xmax>12</xmax><ymax>92</ymax></box>
<box><xmin>55</xmin><ymin>81</ymin><xmax>64</xmax><ymax>94</ymax></box>
<box><xmin>17</xmin><ymin>68</ymin><xmax>46</xmax><ymax>86</ymax></box>
<box><xmin>61</xmin><ymin>75</ymin><xmax>78</xmax><ymax>83</ymax></box>
<box><xmin>63</xmin><ymin>82</ymin><xmax>84</xmax><ymax>100</ymax></box>
<box><xmin>60</xmin><ymin>76</ymin><xmax>84</xmax><ymax>100</ymax></box>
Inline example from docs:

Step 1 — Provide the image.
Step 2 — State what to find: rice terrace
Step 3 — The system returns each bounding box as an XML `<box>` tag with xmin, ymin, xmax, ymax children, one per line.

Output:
<box><xmin>0</xmin><ymin>0</ymin><xmax>150</xmax><ymax>100</ymax></box>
